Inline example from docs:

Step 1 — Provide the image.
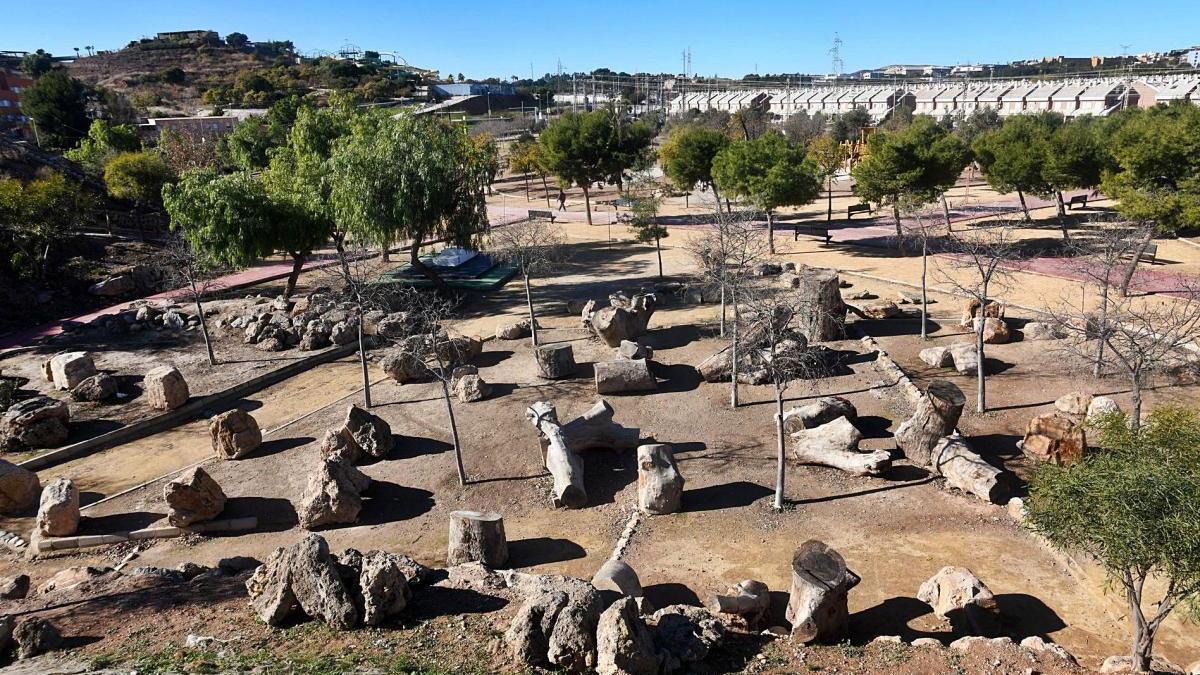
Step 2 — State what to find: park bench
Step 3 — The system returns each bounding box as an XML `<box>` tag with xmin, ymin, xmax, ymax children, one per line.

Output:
<box><xmin>794</xmin><ymin>223</ymin><xmax>834</xmax><ymax>245</ymax></box>
<box><xmin>1120</xmin><ymin>242</ymin><xmax>1159</xmax><ymax>266</ymax></box>
<box><xmin>847</xmin><ymin>203</ymin><xmax>873</xmax><ymax>220</ymax></box>
<box><xmin>1066</xmin><ymin>194</ymin><xmax>1088</xmax><ymax>210</ymax></box>
<box><xmin>528</xmin><ymin>209</ymin><xmax>557</xmax><ymax>224</ymax></box>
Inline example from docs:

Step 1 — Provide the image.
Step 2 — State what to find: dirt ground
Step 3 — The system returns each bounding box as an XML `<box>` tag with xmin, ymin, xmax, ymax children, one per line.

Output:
<box><xmin>3</xmin><ymin>208</ymin><xmax>1200</xmax><ymax>673</ymax></box>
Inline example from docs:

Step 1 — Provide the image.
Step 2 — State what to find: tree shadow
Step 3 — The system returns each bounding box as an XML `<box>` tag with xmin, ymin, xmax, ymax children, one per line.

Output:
<box><xmin>66</xmin><ymin>418</ymin><xmax>126</xmax><ymax>442</ymax></box>
<box><xmin>643</xmin><ymin>324</ymin><xmax>702</xmax><ymax>350</ymax></box>
<box><xmin>648</xmin><ymin>362</ymin><xmax>701</xmax><ymax>394</ymax></box>
<box><xmin>983</xmin><ymin>357</ymin><xmax>1017</xmax><ymax>375</ymax></box>
<box><xmin>474</xmin><ymin>350</ymin><xmax>512</xmax><ymax>368</ymax></box>
<box><xmin>391</xmin><ymin>435</ymin><xmax>453</xmax><ymax>460</ymax></box>
<box><xmin>78</xmin><ymin>510</ymin><xmax>163</xmax><ymax>535</ymax></box>
<box><xmin>581</xmin><ymin>449</ymin><xmax>638</xmax><ymax>507</ymax></box>
<box><xmin>358</xmin><ymin>481</ymin><xmax>436</xmax><ymax>525</ymax></box>
<box><xmin>669</xmin><ymin>441</ymin><xmax>707</xmax><ymax>455</ymax></box>
<box><xmin>79</xmin><ymin>490</ymin><xmax>106</xmax><ymax>508</ymax></box>
<box><xmin>791</xmin><ymin>476</ymin><xmax>935</xmax><ymax>505</ymax></box>
<box><xmin>252</xmin><ymin>436</ymin><xmax>315</xmax><ymax>459</ymax></box>
<box><xmin>508</xmin><ymin>537</ymin><xmax>587</xmax><ymax>568</ymax></box>
<box><xmin>682</xmin><ymin>481</ymin><xmax>774</xmax><ymax>512</ymax></box>
<box><xmin>221</xmin><ymin>496</ymin><xmax>298</xmax><ymax>532</ymax></box>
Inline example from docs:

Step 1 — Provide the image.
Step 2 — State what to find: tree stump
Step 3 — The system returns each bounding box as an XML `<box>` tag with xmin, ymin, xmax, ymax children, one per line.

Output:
<box><xmin>594</xmin><ymin>359</ymin><xmax>657</xmax><ymax>394</ymax></box>
<box><xmin>526</xmin><ymin>400</ymin><xmax>640</xmax><ymax>509</ymax></box>
<box><xmin>535</xmin><ymin>344</ymin><xmax>576</xmax><ymax>379</ymax></box>
<box><xmin>792</xmin><ymin>267</ymin><xmax>846</xmax><ymax>342</ymax></box>
<box><xmin>894</xmin><ymin>379</ymin><xmax>966</xmax><ymax>467</ymax></box>
<box><xmin>931</xmin><ymin>435</ymin><xmax>1008</xmax><ymax>503</ymax></box>
<box><xmin>786</xmin><ymin>540</ymin><xmax>860</xmax><ymax>643</ymax></box>
<box><xmin>637</xmin><ymin>443</ymin><xmax>684</xmax><ymax>515</ymax></box>
<box><xmin>447</xmin><ymin>510</ymin><xmax>508</xmax><ymax>567</ymax></box>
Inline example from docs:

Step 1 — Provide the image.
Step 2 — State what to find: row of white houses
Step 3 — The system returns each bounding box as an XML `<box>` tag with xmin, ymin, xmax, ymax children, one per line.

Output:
<box><xmin>667</xmin><ymin>75</ymin><xmax>1200</xmax><ymax>122</ymax></box>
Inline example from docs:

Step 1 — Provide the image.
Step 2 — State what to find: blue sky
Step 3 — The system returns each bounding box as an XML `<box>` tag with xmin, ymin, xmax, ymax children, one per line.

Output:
<box><xmin>4</xmin><ymin>0</ymin><xmax>1197</xmax><ymax>78</ymax></box>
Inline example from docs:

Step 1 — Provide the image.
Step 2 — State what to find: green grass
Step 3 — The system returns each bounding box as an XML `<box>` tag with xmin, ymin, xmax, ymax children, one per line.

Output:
<box><xmin>90</xmin><ymin>648</ymin><xmax>488</xmax><ymax>675</ymax></box>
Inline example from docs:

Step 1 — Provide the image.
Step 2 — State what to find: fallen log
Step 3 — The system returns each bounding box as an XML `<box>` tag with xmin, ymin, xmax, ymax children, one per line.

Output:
<box><xmin>894</xmin><ymin>379</ymin><xmax>966</xmax><ymax>467</ymax></box>
<box><xmin>31</xmin><ymin>516</ymin><xmax>258</xmax><ymax>553</ymax></box>
<box><xmin>525</xmin><ymin>400</ymin><xmax>640</xmax><ymax>508</ymax></box>
<box><xmin>708</xmin><ymin>579</ymin><xmax>770</xmax><ymax>628</ymax></box>
<box><xmin>790</xmin><ymin>417</ymin><xmax>891</xmax><ymax>476</ymax></box>
<box><xmin>930</xmin><ymin>435</ymin><xmax>1008</xmax><ymax>504</ymax></box>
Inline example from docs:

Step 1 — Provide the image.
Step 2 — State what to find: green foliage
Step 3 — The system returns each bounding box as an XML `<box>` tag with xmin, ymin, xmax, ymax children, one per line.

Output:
<box><xmin>22</xmin><ymin>70</ymin><xmax>91</xmax><ymax>149</ymax></box>
<box><xmin>807</xmin><ymin>134</ymin><xmax>848</xmax><ymax>180</ymax></box>
<box><xmin>712</xmin><ymin>131</ymin><xmax>821</xmax><ymax>215</ymax></box>
<box><xmin>263</xmin><ymin>103</ymin><xmax>353</xmax><ymax>241</ymax></box>
<box><xmin>158</xmin><ymin>67</ymin><xmax>186</xmax><ymax>85</ymax></box>
<box><xmin>972</xmin><ymin>113</ymin><xmax>1062</xmax><ymax>198</ymax></box>
<box><xmin>879</xmin><ymin>102</ymin><xmax>915</xmax><ymax>132</ymax></box>
<box><xmin>1043</xmin><ymin>117</ymin><xmax>1108</xmax><ymax>194</ymax></box>
<box><xmin>1100</xmin><ymin>102</ymin><xmax>1200</xmax><ymax>231</ymax></box>
<box><xmin>727</xmin><ymin>107</ymin><xmax>773</xmax><ymax>141</ymax></box>
<box><xmin>953</xmin><ymin>108</ymin><xmax>1003</xmax><ymax>148</ymax></box>
<box><xmin>225</xmin><ymin>32</ymin><xmax>249</xmax><ymax>49</ymax></box>
<box><xmin>21</xmin><ymin>49</ymin><xmax>54</xmax><ymax>78</ymax></box>
<box><xmin>538</xmin><ymin>110</ymin><xmax>653</xmax><ymax>192</ymax></box>
<box><xmin>0</xmin><ymin>173</ymin><xmax>93</xmax><ymax>279</ymax></box>
<box><xmin>830</xmin><ymin>108</ymin><xmax>872</xmax><ymax>144</ymax></box>
<box><xmin>103</xmin><ymin>151</ymin><xmax>174</xmax><ymax>206</ymax></box>
<box><xmin>781</xmin><ymin>110</ymin><xmax>828</xmax><ymax>145</ymax></box>
<box><xmin>658</xmin><ymin>125</ymin><xmax>730</xmax><ymax>195</ymax></box>
<box><xmin>506</xmin><ymin>134</ymin><xmax>542</xmax><ymax>176</ymax></box>
<box><xmin>64</xmin><ymin>119</ymin><xmax>141</xmax><ymax>176</ymax></box>
<box><xmin>852</xmin><ymin>116</ymin><xmax>968</xmax><ymax>211</ymax></box>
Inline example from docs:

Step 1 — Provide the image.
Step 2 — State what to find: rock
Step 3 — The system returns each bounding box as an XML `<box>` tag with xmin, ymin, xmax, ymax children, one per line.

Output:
<box><xmin>88</xmin><ymin>274</ymin><xmax>135</xmax><ymax>296</ymax></box>
<box><xmin>246</xmin><ymin>533</ymin><xmax>359</xmax><ymax>629</ymax></box>
<box><xmin>372</xmin><ymin>312</ymin><xmax>408</xmax><ymax>338</ymax></box>
<box><xmin>298</xmin><ymin>457</ymin><xmax>370</xmax><ymax>529</ymax></box>
<box><xmin>454</xmin><ymin>373</ymin><xmax>492</xmax><ymax>402</ymax></box>
<box><xmin>948</xmin><ymin>342</ymin><xmax>979</xmax><ymax>375</ymax></box>
<box><xmin>974</xmin><ymin>317</ymin><xmax>1010</xmax><ymax>344</ymax></box>
<box><xmin>1006</xmin><ymin>497</ymin><xmax>1026</xmax><ymax>522</ymax></box>
<box><xmin>862</xmin><ymin>301</ymin><xmax>901</xmax><ymax>319</ymax></box>
<box><xmin>961</xmin><ymin>299</ymin><xmax>1003</xmax><ymax>327</ymax></box>
<box><xmin>616</xmin><ymin>340</ymin><xmax>653</xmax><ymax>361</ymax></box>
<box><xmin>1100</xmin><ymin>655</ymin><xmax>1186</xmax><ymax>674</ymax></box>
<box><xmin>163</xmin><ymin>467</ymin><xmax>227</xmax><ymax>527</ymax></box>
<box><xmin>781</xmin><ymin>396</ymin><xmax>857</xmax><ymax>434</ymax></box>
<box><xmin>1055</xmin><ymin>392</ymin><xmax>1093</xmax><ymax>417</ymax></box>
<box><xmin>145</xmin><ymin>366</ymin><xmax>190</xmax><ymax>411</ymax></box>
<box><xmin>447</xmin><ymin>510</ymin><xmax>508</xmax><ymax>567</ymax></box>
<box><xmin>918</xmin><ymin>566</ymin><xmax>1000</xmax><ymax>635</ymax></box>
<box><xmin>441</xmin><ymin>334</ymin><xmax>483</xmax><ymax>366</ymax></box>
<box><xmin>792</xmin><ymin>267</ymin><xmax>847</xmax><ymax>341</ymax></box>
<box><xmin>919</xmin><ymin>346</ymin><xmax>954</xmax><ymax>368</ymax></box>
<box><xmin>707</xmin><ymin>580</ymin><xmax>770</xmax><ymax>629</ymax></box>
<box><xmin>897</xmin><ymin>291</ymin><xmax>930</xmax><ymax>304</ymax></box>
<box><xmin>1022</xmin><ymin>321</ymin><xmax>1064</xmax><ymax>341</ymax></box>
<box><xmin>13</xmin><ymin>618</ymin><xmax>62</xmax><ymax>659</ymax></box>
<box><xmin>535</xmin><ymin>344</ymin><xmax>576</xmax><ymax>379</ymax></box>
<box><xmin>787</xmin><ymin>540</ymin><xmax>859</xmax><ymax>643</ymax></box>
<box><xmin>636</xmin><ymin>444</ymin><xmax>684</xmax><ymax>515</ymax></box>
<box><xmin>299</xmin><ymin>328</ymin><xmax>332</xmax><ymax>351</ymax></box>
<box><xmin>0</xmin><ymin>460</ymin><xmax>41</xmax><ymax>514</ymax></box>
<box><xmin>209</xmin><ymin>409</ymin><xmax>262</xmax><ymax>460</ymax></box>
<box><xmin>594</xmin><ymin>359</ymin><xmax>657</xmax><ymax>394</ymax></box>
<box><xmin>1087</xmin><ymin>395</ymin><xmax>1121</xmax><ymax>421</ymax></box>
<box><xmin>272</xmin><ymin>295</ymin><xmax>294</xmax><ymax>312</ymax></box>
<box><xmin>70</xmin><ymin>373</ymin><xmax>118</xmax><ymax>402</ymax></box>
<box><xmin>337</xmin><ymin>548</ymin><xmax>413</xmax><ymax>626</ymax></box>
<box><xmin>596</xmin><ymin>596</ymin><xmax>657</xmax><ymax>675</ymax></box>
<box><xmin>329</xmin><ymin>321</ymin><xmax>358</xmax><ymax>346</ymax></box>
<box><xmin>1023</xmin><ymin>413</ymin><xmax>1087</xmax><ymax>466</ymax></box>
<box><xmin>652</xmin><ymin>604</ymin><xmax>726</xmax><ymax>667</ymax></box>
<box><xmin>1</xmin><ymin>573</ymin><xmax>30</xmax><ymax>599</ymax></box>
<box><xmin>36</xmin><ymin>477</ymin><xmax>79</xmax><ymax>537</ymax></box>
<box><xmin>587</xmin><ymin>294</ymin><xmax>658</xmax><ymax>346</ymax></box>
<box><xmin>380</xmin><ymin>349</ymin><xmax>424</xmax><ymax>383</ymax></box>
<box><xmin>591</xmin><ymin>559</ymin><xmax>643</xmax><ymax>601</ymax></box>
<box><xmin>846</xmin><ymin>290</ymin><xmax>875</xmax><ymax>301</ymax></box>
<box><xmin>49</xmin><ymin>352</ymin><xmax>97</xmax><ymax>390</ymax></box>
<box><xmin>756</xmin><ymin>262</ymin><xmax>783</xmax><ymax>276</ymax></box>
<box><xmin>506</xmin><ymin>575</ymin><xmax>603</xmax><ymax>671</ymax></box>
<box><xmin>911</xmin><ymin>637</ymin><xmax>943</xmax><ymax>648</ymax></box>
<box><xmin>949</xmin><ymin>635</ymin><xmax>990</xmax><ymax>653</ymax></box>
<box><xmin>1020</xmin><ymin>636</ymin><xmax>1077</xmax><ymax>664</ymax></box>
<box><xmin>1</xmin><ymin>396</ymin><xmax>70</xmax><ymax>450</ymax></box>
<box><xmin>496</xmin><ymin>319</ymin><xmax>532</xmax><ymax>340</ymax></box>
<box><xmin>341</xmin><ymin>405</ymin><xmax>394</xmax><ymax>459</ymax></box>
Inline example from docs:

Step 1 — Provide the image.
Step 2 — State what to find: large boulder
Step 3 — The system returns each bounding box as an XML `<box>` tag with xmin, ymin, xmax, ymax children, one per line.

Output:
<box><xmin>917</xmin><ymin>566</ymin><xmax>1001</xmax><ymax>635</ymax></box>
<box><xmin>1022</xmin><ymin>321</ymin><xmax>1064</xmax><ymax>341</ymax></box>
<box><xmin>1054</xmin><ymin>392</ymin><xmax>1093</xmax><ymax>418</ymax></box>
<box><xmin>586</xmin><ymin>294</ymin><xmax>658</xmax><ymax>347</ymax></box>
<box><xmin>246</xmin><ymin>533</ymin><xmax>359</xmax><ymax>629</ymax></box>
<box><xmin>1023</xmin><ymin>413</ymin><xmax>1087</xmax><ymax>466</ymax></box>
<box><xmin>861</xmin><ymin>301</ymin><xmax>901</xmax><ymax>320</ymax></box>
<box><xmin>163</xmin><ymin>467</ymin><xmax>227</xmax><ymax>527</ymax></box>
<box><xmin>380</xmin><ymin>349</ymin><xmax>425</xmax><ymax>383</ymax></box>
<box><xmin>591</xmin><ymin>559</ymin><xmax>643</xmax><ymax>601</ymax></box>
<box><xmin>919</xmin><ymin>346</ymin><xmax>954</xmax><ymax>368</ymax></box>
<box><xmin>0</xmin><ymin>460</ymin><xmax>41</xmax><ymax>515</ymax></box>
<box><xmin>596</xmin><ymin>597</ymin><xmax>657</xmax><ymax>675</ymax></box>
<box><xmin>209</xmin><ymin>409</ymin><xmax>263</xmax><ymax>460</ymax></box>
<box><xmin>339</xmin><ymin>405</ymin><xmax>393</xmax><ymax>460</ymax></box>
<box><xmin>1087</xmin><ymin>395</ymin><xmax>1121</xmax><ymax>421</ymax></box>
<box><xmin>1</xmin><ymin>574</ymin><xmax>30</xmax><ymax>599</ymax></box>
<box><xmin>13</xmin><ymin>617</ymin><xmax>62</xmax><ymax>659</ymax></box>
<box><xmin>947</xmin><ymin>343</ymin><xmax>979</xmax><ymax>376</ymax></box>
<box><xmin>298</xmin><ymin>457</ymin><xmax>371</xmax><ymax>530</ymax></box>
<box><xmin>961</xmin><ymin>299</ymin><xmax>1003</xmax><ymax>327</ymax></box>
<box><xmin>781</xmin><ymin>396</ymin><xmax>857</xmax><ymax>434</ymax></box>
<box><xmin>70</xmin><ymin>373</ymin><xmax>118</xmax><ymax>402</ymax></box>
<box><xmin>974</xmin><ymin>317</ymin><xmax>1010</xmax><ymax>344</ymax></box>
<box><xmin>88</xmin><ymin>274</ymin><xmax>135</xmax><ymax>297</ymax></box>
<box><xmin>1</xmin><ymin>396</ymin><xmax>70</xmax><ymax>450</ymax></box>
<box><xmin>49</xmin><ymin>352</ymin><xmax>97</xmax><ymax>390</ymax></box>
<box><xmin>145</xmin><ymin>366</ymin><xmax>190</xmax><ymax>411</ymax></box>
<box><xmin>652</xmin><ymin>604</ymin><xmax>727</xmax><ymax>670</ymax></box>
<box><xmin>453</xmin><ymin>373</ymin><xmax>492</xmax><ymax>403</ymax></box>
<box><xmin>505</xmin><ymin>575</ymin><xmax>603</xmax><ymax>671</ymax></box>
<box><xmin>594</xmin><ymin>359</ymin><xmax>657</xmax><ymax>394</ymax></box>
<box><xmin>36</xmin><ymin>477</ymin><xmax>79</xmax><ymax>537</ymax></box>
<box><xmin>336</xmin><ymin>548</ymin><xmax>413</xmax><ymax>626</ymax></box>
<box><xmin>496</xmin><ymin>319</ymin><xmax>532</xmax><ymax>340</ymax></box>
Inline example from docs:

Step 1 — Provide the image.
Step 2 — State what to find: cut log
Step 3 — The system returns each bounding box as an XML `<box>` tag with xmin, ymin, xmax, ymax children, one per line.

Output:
<box><xmin>707</xmin><ymin>579</ymin><xmax>770</xmax><ymax>628</ymax></box>
<box><xmin>594</xmin><ymin>359</ymin><xmax>657</xmax><ymax>394</ymax></box>
<box><xmin>787</xmin><ymin>540</ymin><xmax>860</xmax><ymax>643</ymax></box>
<box><xmin>447</xmin><ymin>510</ymin><xmax>508</xmax><ymax>567</ymax></box>
<box><xmin>781</xmin><ymin>396</ymin><xmax>857</xmax><ymax>434</ymax></box>
<box><xmin>930</xmin><ymin>435</ymin><xmax>1008</xmax><ymax>504</ymax></box>
<box><xmin>894</xmin><ymin>379</ymin><xmax>966</xmax><ymax>467</ymax></box>
<box><xmin>526</xmin><ymin>400</ymin><xmax>640</xmax><ymax>509</ymax></box>
<box><xmin>636</xmin><ymin>443</ymin><xmax>683</xmax><ymax>515</ymax></box>
<box><xmin>792</xmin><ymin>267</ymin><xmax>846</xmax><ymax>342</ymax></box>
<box><xmin>535</xmin><ymin>344</ymin><xmax>576</xmax><ymax>379</ymax></box>
<box><xmin>790</xmin><ymin>417</ymin><xmax>891</xmax><ymax>476</ymax></box>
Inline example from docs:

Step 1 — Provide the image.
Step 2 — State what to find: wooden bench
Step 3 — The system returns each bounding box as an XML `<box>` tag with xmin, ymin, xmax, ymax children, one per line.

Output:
<box><xmin>528</xmin><ymin>209</ymin><xmax>557</xmax><ymax>224</ymax></box>
<box><xmin>847</xmin><ymin>203</ymin><xmax>873</xmax><ymax>220</ymax></box>
<box><xmin>794</xmin><ymin>223</ymin><xmax>833</xmax><ymax>244</ymax></box>
<box><xmin>1121</xmin><ymin>242</ymin><xmax>1158</xmax><ymax>266</ymax></box>
<box><xmin>1066</xmin><ymin>194</ymin><xmax>1088</xmax><ymax>210</ymax></box>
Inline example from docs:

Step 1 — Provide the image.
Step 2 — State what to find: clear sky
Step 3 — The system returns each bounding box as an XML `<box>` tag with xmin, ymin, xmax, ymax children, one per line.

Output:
<box><xmin>4</xmin><ymin>0</ymin><xmax>1197</xmax><ymax>79</ymax></box>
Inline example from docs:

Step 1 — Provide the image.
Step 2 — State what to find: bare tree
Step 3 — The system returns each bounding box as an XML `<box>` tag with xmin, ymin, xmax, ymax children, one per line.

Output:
<box><xmin>489</xmin><ymin>219</ymin><xmax>567</xmax><ymax>346</ymax></box>
<box><xmin>1048</xmin><ymin>287</ymin><xmax>1200</xmax><ymax>430</ymax></box>
<box><xmin>899</xmin><ymin>205</ymin><xmax>941</xmax><ymax>340</ymax></box>
<box><xmin>322</xmin><ymin>243</ymin><xmax>392</xmax><ymax>408</ymax></box>
<box><xmin>159</xmin><ymin>236</ymin><xmax>230</xmax><ymax>367</ymax></box>
<box><xmin>939</xmin><ymin>223</ymin><xmax>1019</xmax><ymax>413</ymax></box>
<box><xmin>741</xmin><ymin>284</ymin><xmax>836</xmax><ymax>509</ymax></box>
<box><xmin>687</xmin><ymin>209</ymin><xmax>770</xmax><ymax>407</ymax></box>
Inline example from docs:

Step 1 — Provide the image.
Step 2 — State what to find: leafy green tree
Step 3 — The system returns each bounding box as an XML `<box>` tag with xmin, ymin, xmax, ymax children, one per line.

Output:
<box><xmin>879</xmin><ymin>101</ymin><xmax>915</xmax><ymax>132</ymax></box>
<box><xmin>20</xmin><ymin>49</ymin><xmax>54</xmax><ymax>78</ymax></box>
<box><xmin>1101</xmin><ymin>103</ymin><xmax>1200</xmax><ymax>234</ymax></box>
<box><xmin>712</xmin><ymin>131</ymin><xmax>821</xmax><ymax>253</ymax></box>
<box><xmin>507</xmin><ymin>133</ymin><xmax>553</xmax><ymax>205</ymax></box>
<box><xmin>806</xmin><ymin>134</ymin><xmax>848</xmax><ymax>224</ymax></box>
<box><xmin>329</xmin><ymin>112</ymin><xmax>490</xmax><ymax>292</ymax></box>
<box><xmin>471</xmin><ymin>133</ymin><xmax>501</xmax><ymax>196</ymax></box>
<box><xmin>1026</xmin><ymin>406</ymin><xmax>1200</xmax><ymax>673</ymax></box>
<box><xmin>103</xmin><ymin>151</ymin><xmax>175</xmax><ymax>209</ymax></box>
<box><xmin>225</xmin><ymin>32</ymin><xmax>249</xmax><ymax>49</ymax></box>
<box><xmin>972</xmin><ymin>113</ymin><xmax>1061</xmax><ymax>221</ymax></box>
<box><xmin>851</xmin><ymin>116</ymin><xmax>970</xmax><ymax>242</ymax></box>
<box><xmin>953</xmin><ymin>107</ymin><xmax>1003</xmax><ymax>147</ymax></box>
<box><xmin>658</xmin><ymin>125</ymin><xmax>730</xmax><ymax>212</ymax></box>
<box><xmin>538</xmin><ymin>110</ymin><xmax>651</xmax><ymax>225</ymax></box>
<box><xmin>0</xmin><ymin>173</ymin><xmax>92</xmax><ymax>279</ymax></box>
<box><xmin>22</xmin><ymin>70</ymin><xmax>91</xmax><ymax>149</ymax></box>
<box><xmin>163</xmin><ymin>170</ymin><xmax>323</xmax><ymax>296</ymax></box>
<box><xmin>727</xmin><ymin>107</ymin><xmax>772</xmax><ymax>141</ymax></box>
<box><xmin>1043</xmin><ymin>117</ymin><xmax>1108</xmax><ymax>238</ymax></box>
<box><xmin>831</xmin><ymin>108</ymin><xmax>872</xmax><ymax>144</ymax></box>
<box><xmin>218</xmin><ymin>116</ymin><xmax>276</xmax><ymax>171</ymax></box>
<box><xmin>64</xmin><ymin>119</ymin><xmax>140</xmax><ymax>176</ymax></box>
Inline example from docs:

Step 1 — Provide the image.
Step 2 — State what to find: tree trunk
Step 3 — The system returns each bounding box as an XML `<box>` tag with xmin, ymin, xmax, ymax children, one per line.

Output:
<box><xmin>892</xmin><ymin>202</ymin><xmax>904</xmax><ymax>252</ymax></box>
<box><xmin>719</xmin><ymin>280</ymin><xmax>727</xmax><ymax>338</ymax></box>
<box><xmin>193</xmin><ymin>293</ymin><xmax>216</xmax><ymax>367</ymax></box>
<box><xmin>523</xmin><ymin>271</ymin><xmax>539</xmax><ymax>347</ymax></box>
<box><xmin>410</xmin><ymin>239</ymin><xmax>450</xmax><ymax>295</ymax></box>
<box><xmin>285</xmin><ymin>252</ymin><xmax>305</xmax><ymax>298</ymax></box>
<box><xmin>712</xmin><ymin>183</ymin><xmax>723</xmax><ymax>214</ymax></box>
<box><xmin>447</xmin><ymin>510</ymin><xmax>507</xmax><ymax>566</ymax></box>
<box><xmin>1119</xmin><ymin>229</ymin><xmax>1155</xmax><ymax>297</ymax></box>
<box><xmin>767</xmin><ymin>211</ymin><xmax>775</xmax><ymax>254</ymax></box>
<box><xmin>442</xmin><ymin>379</ymin><xmax>467</xmax><ymax>485</ymax></box>
<box><xmin>941</xmin><ymin>193</ymin><xmax>952</xmax><ymax>231</ymax></box>
<box><xmin>827</xmin><ymin>176</ymin><xmax>834</xmax><ymax>223</ymax></box>
<box><xmin>541</xmin><ymin>174</ymin><xmax>552</xmax><ymax>208</ymax></box>
<box><xmin>920</xmin><ymin>236</ymin><xmax>929</xmax><ymax>340</ymax></box>
<box><xmin>582</xmin><ymin>184</ymin><xmax>593</xmax><ymax>226</ymax></box>
<box><xmin>730</xmin><ymin>287</ymin><xmax>740</xmax><ymax>409</ymax></box>
<box><xmin>655</xmin><ymin>236</ymin><xmax>663</xmax><ymax>278</ymax></box>
<box><xmin>975</xmin><ymin>307</ymin><xmax>987</xmax><ymax>413</ymax></box>
<box><xmin>1094</xmin><ymin>283</ymin><xmax>1109</xmax><ymax>377</ymax></box>
<box><xmin>774</xmin><ymin>383</ymin><xmax>786</xmax><ymax>510</ymax></box>
<box><xmin>1017</xmin><ymin>190</ymin><xmax>1032</xmax><ymax>222</ymax></box>
<box><xmin>1055</xmin><ymin>192</ymin><xmax>1071</xmax><ymax>242</ymax></box>
<box><xmin>1125</xmin><ymin>574</ymin><xmax>1153</xmax><ymax>673</ymax></box>
<box><xmin>358</xmin><ymin>313</ymin><xmax>372</xmax><ymax>409</ymax></box>
<box><xmin>524</xmin><ymin>173</ymin><xmax>530</xmax><ymax>200</ymax></box>
<box><xmin>1130</xmin><ymin>372</ymin><xmax>1143</xmax><ymax>433</ymax></box>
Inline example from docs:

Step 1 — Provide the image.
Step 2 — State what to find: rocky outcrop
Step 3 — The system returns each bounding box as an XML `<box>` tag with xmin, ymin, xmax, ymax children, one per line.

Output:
<box><xmin>0</xmin><ymin>459</ymin><xmax>41</xmax><ymax>514</ymax></box>
<box><xmin>320</xmin><ymin>405</ymin><xmax>393</xmax><ymax>463</ymax></box>
<box><xmin>596</xmin><ymin>597</ymin><xmax>657</xmax><ymax>675</ymax></box>
<box><xmin>1022</xmin><ymin>413</ymin><xmax>1086</xmax><ymax>466</ymax></box>
<box><xmin>1</xmin><ymin>396</ymin><xmax>70</xmax><ymax>450</ymax></box>
<box><xmin>652</xmin><ymin>604</ymin><xmax>727</xmax><ymax>671</ymax></box>
<box><xmin>585</xmin><ymin>293</ymin><xmax>658</xmax><ymax>347</ymax></box>
<box><xmin>505</xmin><ymin>574</ymin><xmax>604</xmax><ymax>671</ymax></box>
<box><xmin>246</xmin><ymin>533</ymin><xmax>359</xmax><ymax>629</ymax></box>
<box><xmin>145</xmin><ymin>366</ymin><xmax>189</xmax><ymax>411</ymax></box>
<box><xmin>298</xmin><ymin>457</ymin><xmax>371</xmax><ymax>529</ymax></box>
<box><xmin>13</xmin><ymin>618</ymin><xmax>62</xmax><ymax>659</ymax></box>
<box><xmin>163</xmin><ymin>467</ymin><xmax>227</xmax><ymax>527</ymax></box>
<box><xmin>209</xmin><ymin>409</ymin><xmax>263</xmax><ymax>460</ymax></box>
<box><xmin>35</xmin><ymin>477</ymin><xmax>79</xmax><ymax>537</ymax></box>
